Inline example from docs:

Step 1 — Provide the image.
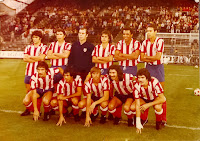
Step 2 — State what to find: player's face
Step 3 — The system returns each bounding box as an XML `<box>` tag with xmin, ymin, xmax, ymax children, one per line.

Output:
<box><xmin>32</xmin><ymin>35</ymin><xmax>41</xmax><ymax>44</ymax></box>
<box><xmin>91</xmin><ymin>72</ymin><xmax>101</xmax><ymax>82</ymax></box>
<box><xmin>109</xmin><ymin>69</ymin><xmax>118</xmax><ymax>81</ymax></box>
<box><xmin>123</xmin><ymin>30</ymin><xmax>133</xmax><ymax>43</ymax></box>
<box><xmin>147</xmin><ymin>27</ymin><xmax>157</xmax><ymax>39</ymax></box>
<box><xmin>56</xmin><ymin>31</ymin><xmax>65</xmax><ymax>41</ymax></box>
<box><xmin>101</xmin><ymin>34</ymin><xmax>109</xmax><ymax>43</ymax></box>
<box><xmin>64</xmin><ymin>72</ymin><xmax>73</xmax><ymax>83</ymax></box>
<box><xmin>138</xmin><ymin>75</ymin><xmax>148</xmax><ymax>86</ymax></box>
<box><xmin>78</xmin><ymin>29</ymin><xmax>88</xmax><ymax>41</ymax></box>
<box><xmin>37</xmin><ymin>67</ymin><xmax>47</xmax><ymax>77</ymax></box>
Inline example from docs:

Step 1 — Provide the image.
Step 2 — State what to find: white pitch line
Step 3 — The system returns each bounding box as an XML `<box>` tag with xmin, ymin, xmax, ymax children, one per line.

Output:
<box><xmin>167</xmin><ymin>74</ymin><xmax>196</xmax><ymax>77</ymax></box>
<box><xmin>185</xmin><ymin>88</ymin><xmax>194</xmax><ymax>90</ymax></box>
<box><xmin>1</xmin><ymin>109</ymin><xmax>200</xmax><ymax>131</ymax></box>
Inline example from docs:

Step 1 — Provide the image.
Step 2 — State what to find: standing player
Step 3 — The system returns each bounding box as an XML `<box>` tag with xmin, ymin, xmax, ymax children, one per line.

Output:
<box><xmin>140</xmin><ymin>23</ymin><xmax>166</xmax><ymax>124</ymax></box>
<box><xmin>92</xmin><ymin>30</ymin><xmax>115</xmax><ymax>75</ymax></box>
<box><xmin>21</xmin><ymin>30</ymin><xmax>48</xmax><ymax>116</ymax></box>
<box><xmin>23</xmin><ymin>61</ymin><xmax>62</xmax><ymax>121</ymax></box>
<box><xmin>83</xmin><ymin>67</ymin><xmax>110</xmax><ymax>127</ymax></box>
<box><xmin>108</xmin><ymin>65</ymin><xmax>135</xmax><ymax>126</ymax></box>
<box><xmin>130</xmin><ymin>68</ymin><xmax>166</xmax><ymax>133</ymax></box>
<box><xmin>68</xmin><ymin>28</ymin><xmax>95</xmax><ymax>81</ymax></box>
<box><xmin>47</xmin><ymin>28</ymin><xmax>71</xmax><ymax>84</ymax></box>
<box><xmin>51</xmin><ymin>67</ymin><xmax>83</xmax><ymax>126</ymax></box>
<box><xmin>114</xmin><ymin>27</ymin><xmax>140</xmax><ymax>76</ymax></box>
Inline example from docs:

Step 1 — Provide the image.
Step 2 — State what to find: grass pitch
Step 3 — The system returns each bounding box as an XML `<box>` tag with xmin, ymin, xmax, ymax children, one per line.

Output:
<box><xmin>0</xmin><ymin>59</ymin><xmax>199</xmax><ymax>141</ymax></box>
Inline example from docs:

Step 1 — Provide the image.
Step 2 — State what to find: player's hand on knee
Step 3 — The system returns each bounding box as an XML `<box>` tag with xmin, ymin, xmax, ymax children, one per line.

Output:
<box><xmin>56</xmin><ymin>116</ymin><xmax>66</xmax><ymax>126</ymax></box>
<box><xmin>33</xmin><ymin>110</ymin><xmax>40</xmax><ymax>121</ymax></box>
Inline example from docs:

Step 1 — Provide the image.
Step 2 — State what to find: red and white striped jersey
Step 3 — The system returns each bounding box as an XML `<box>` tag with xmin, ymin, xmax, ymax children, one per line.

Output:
<box><xmin>116</xmin><ymin>39</ymin><xmax>140</xmax><ymax>66</ymax></box>
<box><xmin>92</xmin><ymin>44</ymin><xmax>116</xmax><ymax>69</ymax></box>
<box><xmin>141</xmin><ymin>37</ymin><xmax>164</xmax><ymax>65</ymax></box>
<box><xmin>24</xmin><ymin>43</ymin><xmax>48</xmax><ymax>76</ymax></box>
<box><xmin>111</xmin><ymin>73</ymin><xmax>135</xmax><ymax>95</ymax></box>
<box><xmin>84</xmin><ymin>76</ymin><xmax>110</xmax><ymax>98</ymax></box>
<box><xmin>56</xmin><ymin>75</ymin><xmax>83</xmax><ymax>96</ymax></box>
<box><xmin>30</xmin><ymin>68</ymin><xmax>59</xmax><ymax>90</ymax></box>
<box><xmin>48</xmin><ymin>41</ymin><xmax>71</xmax><ymax>66</ymax></box>
<box><xmin>133</xmin><ymin>77</ymin><xmax>164</xmax><ymax>101</ymax></box>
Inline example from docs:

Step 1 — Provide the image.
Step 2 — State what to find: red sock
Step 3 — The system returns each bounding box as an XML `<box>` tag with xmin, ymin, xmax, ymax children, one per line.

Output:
<box><xmin>155</xmin><ymin>110</ymin><xmax>163</xmax><ymax>122</ymax></box>
<box><xmin>141</xmin><ymin>108</ymin><xmax>149</xmax><ymax>121</ymax></box>
<box><xmin>100</xmin><ymin>106</ymin><xmax>108</xmax><ymax>116</ymax></box>
<box><xmin>43</xmin><ymin>103</ymin><xmax>50</xmax><ymax>113</ymax></box>
<box><xmin>72</xmin><ymin>105</ymin><xmax>79</xmax><ymax>115</ymax></box>
<box><xmin>113</xmin><ymin>105</ymin><xmax>122</xmax><ymax>118</ymax></box>
<box><xmin>92</xmin><ymin>106</ymin><xmax>99</xmax><ymax>115</ymax></box>
<box><xmin>26</xmin><ymin>102</ymin><xmax>33</xmax><ymax>112</ymax></box>
<box><xmin>162</xmin><ymin>101</ymin><xmax>167</xmax><ymax>122</ymax></box>
<box><xmin>124</xmin><ymin>111</ymin><xmax>133</xmax><ymax>119</ymax></box>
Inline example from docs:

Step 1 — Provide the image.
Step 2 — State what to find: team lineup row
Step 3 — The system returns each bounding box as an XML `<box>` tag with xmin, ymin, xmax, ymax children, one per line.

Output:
<box><xmin>21</xmin><ymin>23</ymin><xmax>166</xmax><ymax>134</ymax></box>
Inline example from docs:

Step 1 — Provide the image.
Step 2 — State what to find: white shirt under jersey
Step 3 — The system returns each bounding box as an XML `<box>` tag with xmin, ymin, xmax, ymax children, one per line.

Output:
<box><xmin>133</xmin><ymin>77</ymin><xmax>164</xmax><ymax>101</ymax></box>
<box><xmin>48</xmin><ymin>41</ymin><xmax>71</xmax><ymax>66</ymax></box>
<box><xmin>116</xmin><ymin>39</ymin><xmax>140</xmax><ymax>66</ymax></box>
<box><xmin>56</xmin><ymin>75</ymin><xmax>83</xmax><ymax>96</ymax></box>
<box><xmin>111</xmin><ymin>73</ymin><xmax>134</xmax><ymax>95</ymax></box>
<box><xmin>141</xmin><ymin>37</ymin><xmax>164</xmax><ymax>65</ymax></box>
<box><xmin>24</xmin><ymin>43</ymin><xmax>48</xmax><ymax>76</ymax></box>
<box><xmin>30</xmin><ymin>68</ymin><xmax>59</xmax><ymax>90</ymax></box>
<box><xmin>92</xmin><ymin>44</ymin><xmax>115</xmax><ymax>69</ymax></box>
<box><xmin>84</xmin><ymin>76</ymin><xmax>110</xmax><ymax>98</ymax></box>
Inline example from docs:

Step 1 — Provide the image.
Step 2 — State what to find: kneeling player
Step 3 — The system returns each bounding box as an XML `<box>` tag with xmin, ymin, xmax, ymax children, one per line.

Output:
<box><xmin>23</xmin><ymin>61</ymin><xmax>62</xmax><ymax>121</ymax></box>
<box><xmin>54</xmin><ymin>67</ymin><xmax>82</xmax><ymax>126</ymax></box>
<box><xmin>84</xmin><ymin>67</ymin><xmax>110</xmax><ymax>127</ymax></box>
<box><xmin>131</xmin><ymin>68</ymin><xmax>166</xmax><ymax>133</ymax></box>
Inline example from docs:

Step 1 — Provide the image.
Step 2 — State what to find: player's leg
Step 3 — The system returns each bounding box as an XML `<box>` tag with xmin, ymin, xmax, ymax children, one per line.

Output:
<box><xmin>42</xmin><ymin>91</ymin><xmax>53</xmax><ymax>121</ymax></box>
<box><xmin>78</xmin><ymin>98</ymin><xmax>87</xmax><ymax>118</ymax></box>
<box><xmin>71</xmin><ymin>97</ymin><xmax>80</xmax><ymax>122</ymax></box>
<box><xmin>50</xmin><ymin>98</ymin><xmax>58</xmax><ymax>115</ymax></box>
<box><xmin>99</xmin><ymin>100</ymin><xmax>109</xmax><ymax>124</ymax></box>
<box><xmin>21</xmin><ymin>91</ymin><xmax>33</xmax><ymax>116</ymax></box>
<box><xmin>124</xmin><ymin>98</ymin><xmax>134</xmax><ymax>126</ymax></box>
<box><xmin>153</xmin><ymin>97</ymin><xmax>164</xmax><ymax>130</ymax></box>
<box><xmin>108</xmin><ymin>96</ymin><xmax>122</xmax><ymax>125</ymax></box>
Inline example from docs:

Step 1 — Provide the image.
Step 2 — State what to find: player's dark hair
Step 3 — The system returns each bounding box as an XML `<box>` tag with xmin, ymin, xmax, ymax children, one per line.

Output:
<box><xmin>122</xmin><ymin>27</ymin><xmax>133</xmax><ymax>35</ymax></box>
<box><xmin>90</xmin><ymin>67</ymin><xmax>101</xmax><ymax>74</ymax></box>
<box><xmin>64</xmin><ymin>66</ymin><xmax>76</xmax><ymax>79</ymax></box>
<box><xmin>37</xmin><ymin>61</ymin><xmax>49</xmax><ymax>71</ymax></box>
<box><xmin>137</xmin><ymin>68</ymin><xmax>151</xmax><ymax>81</ymax></box>
<box><xmin>147</xmin><ymin>23</ymin><xmax>157</xmax><ymax>31</ymax></box>
<box><xmin>31</xmin><ymin>30</ymin><xmax>43</xmax><ymax>39</ymax></box>
<box><xmin>101</xmin><ymin>30</ymin><xmax>112</xmax><ymax>44</ymax></box>
<box><xmin>108</xmin><ymin>65</ymin><xmax>123</xmax><ymax>81</ymax></box>
<box><xmin>56</xmin><ymin>28</ymin><xmax>66</xmax><ymax>36</ymax></box>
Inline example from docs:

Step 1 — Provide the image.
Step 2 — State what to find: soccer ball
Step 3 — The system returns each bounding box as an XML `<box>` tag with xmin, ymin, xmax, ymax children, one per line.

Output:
<box><xmin>194</xmin><ymin>88</ymin><xmax>200</xmax><ymax>96</ymax></box>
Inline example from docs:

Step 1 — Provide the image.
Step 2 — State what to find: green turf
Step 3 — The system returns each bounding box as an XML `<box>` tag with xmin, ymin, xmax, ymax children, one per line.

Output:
<box><xmin>0</xmin><ymin>59</ymin><xmax>200</xmax><ymax>141</ymax></box>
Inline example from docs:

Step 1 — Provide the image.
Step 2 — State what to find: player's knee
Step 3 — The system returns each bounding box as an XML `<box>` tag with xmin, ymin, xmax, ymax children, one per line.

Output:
<box><xmin>100</xmin><ymin>101</ymin><xmax>108</xmax><ymax>108</ymax></box>
<box><xmin>78</xmin><ymin>101</ymin><xmax>85</xmax><ymax>109</ymax></box>
<box><xmin>130</xmin><ymin>104</ymin><xmax>136</xmax><ymax>112</ymax></box>
<box><xmin>23</xmin><ymin>98</ymin><xmax>31</xmax><ymax>106</ymax></box>
<box><xmin>43</xmin><ymin>98</ymin><xmax>50</xmax><ymax>105</ymax></box>
<box><xmin>124</xmin><ymin>104</ymin><xmax>130</xmax><ymax>112</ymax></box>
<box><xmin>154</xmin><ymin>104</ymin><xmax>162</xmax><ymax>112</ymax></box>
<box><xmin>50</xmin><ymin>99</ymin><xmax>57</xmax><ymax>107</ymax></box>
<box><xmin>108</xmin><ymin>103</ymin><xmax>115</xmax><ymax>111</ymax></box>
<box><xmin>72</xmin><ymin>98</ymin><xmax>79</xmax><ymax>106</ymax></box>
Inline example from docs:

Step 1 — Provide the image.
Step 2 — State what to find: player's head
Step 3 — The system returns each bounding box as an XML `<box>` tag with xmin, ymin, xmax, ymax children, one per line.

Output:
<box><xmin>56</xmin><ymin>28</ymin><xmax>66</xmax><ymax>41</ymax></box>
<box><xmin>136</xmin><ymin>68</ymin><xmax>151</xmax><ymax>85</ymax></box>
<box><xmin>31</xmin><ymin>30</ymin><xmax>43</xmax><ymax>44</ymax></box>
<box><xmin>122</xmin><ymin>27</ymin><xmax>133</xmax><ymax>43</ymax></box>
<box><xmin>101</xmin><ymin>30</ymin><xmax>112</xmax><ymax>44</ymax></box>
<box><xmin>36</xmin><ymin>61</ymin><xmax>49</xmax><ymax>77</ymax></box>
<box><xmin>63</xmin><ymin>67</ymin><xmax>76</xmax><ymax>82</ymax></box>
<box><xmin>108</xmin><ymin>65</ymin><xmax>123</xmax><ymax>81</ymax></box>
<box><xmin>78</xmin><ymin>28</ymin><xmax>88</xmax><ymax>41</ymax></box>
<box><xmin>146</xmin><ymin>23</ymin><xmax>157</xmax><ymax>39</ymax></box>
<box><xmin>90</xmin><ymin>67</ymin><xmax>101</xmax><ymax>82</ymax></box>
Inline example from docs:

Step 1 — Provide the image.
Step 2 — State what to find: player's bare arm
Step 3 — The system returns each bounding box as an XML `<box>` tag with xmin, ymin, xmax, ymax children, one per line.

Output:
<box><xmin>135</xmin><ymin>98</ymin><xmax>143</xmax><ymax>134</ymax></box>
<box><xmin>114</xmin><ymin>50</ymin><xmax>127</xmax><ymax>61</ymax></box>
<box><xmin>53</xmin><ymin>50</ymin><xmax>70</xmax><ymax>59</ymax></box>
<box><xmin>144</xmin><ymin>52</ymin><xmax>162</xmax><ymax>61</ymax></box>
<box><xmin>92</xmin><ymin>56</ymin><xmax>107</xmax><ymax>64</ymax></box>
<box><xmin>32</xmin><ymin>90</ymin><xmax>40</xmax><ymax>121</ymax></box>
<box><xmin>84</xmin><ymin>93</ymin><xmax>92</xmax><ymax>127</ymax></box>
<box><xmin>121</xmin><ymin>50</ymin><xmax>140</xmax><ymax>60</ymax></box>
<box><xmin>56</xmin><ymin>95</ymin><xmax>66</xmax><ymax>126</ymax></box>
<box><xmin>47</xmin><ymin>50</ymin><xmax>60</xmax><ymax>59</ymax></box>
<box><xmin>29</xmin><ymin>54</ymin><xmax>46</xmax><ymax>61</ymax></box>
<box><xmin>59</xmin><ymin>87</ymin><xmax>82</xmax><ymax>100</ymax></box>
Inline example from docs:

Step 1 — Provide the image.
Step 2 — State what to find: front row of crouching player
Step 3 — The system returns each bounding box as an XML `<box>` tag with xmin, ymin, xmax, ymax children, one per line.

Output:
<box><xmin>21</xmin><ymin>61</ymin><xmax>166</xmax><ymax>133</ymax></box>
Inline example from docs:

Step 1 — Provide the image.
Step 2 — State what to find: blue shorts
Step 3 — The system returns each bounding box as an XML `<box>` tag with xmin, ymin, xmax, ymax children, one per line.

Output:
<box><xmin>101</xmin><ymin>68</ymin><xmax>108</xmax><ymax>75</ymax></box>
<box><xmin>36</xmin><ymin>88</ymin><xmax>54</xmax><ymax>98</ymax></box>
<box><xmin>51</xmin><ymin>65</ymin><xmax>67</xmax><ymax>84</ymax></box>
<box><xmin>146</xmin><ymin>64</ymin><xmax>165</xmax><ymax>82</ymax></box>
<box><xmin>114</xmin><ymin>92</ymin><xmax>133</xmax><ymax>103</ymax></box>
<box><xmin>120</xmin><ymin>66</ymin><xmax>137</xmax><ymax>76</ymax></box>
<box><xmin>24</xmin><ymin>75</ymin><xmax>31</xmax><ymax>84</ymax></box>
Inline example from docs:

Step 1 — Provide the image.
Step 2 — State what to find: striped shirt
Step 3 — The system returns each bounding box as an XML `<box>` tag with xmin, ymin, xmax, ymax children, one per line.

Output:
<box><xmin>111</xmin><ymin>73</ymin><xmax>134</xmax><ymax>95</ymax></box>
<box><xmin>141</xmin><ymin>37</ymin><xmax>164</xmax><ymax>65</ymax></box>
<box><xmin>133</xmin><ymin>77</ymin><xmax>164</xmax><ymax>100</ymax></box>
<box><xmin>92</xmin><ymin>44</ymin><xmax>115</xmax><ymax>69</ymax></box>
<box><xmin>84</xmin><ymin>76</ymin><xmax>110</xmax><ymax>98</ymax></box>
<box><xmin>30</xmin><ymin>68</ymin><xmax>59</xmax><ymax>90</ymax></box>
<box><xmin>56</xmin><ymin>75</ymin><xmax>83</xmax><ymax>96</ymax></box>
<box><xmin>24</xmin><ymin>43</ymin><xmax>48</xmax><ymax>76</ymax></box>
<box><xmin>48</xmin><ymin>41</ymin><xmax>71</xmax><ymax>66</ymax></box>
<box><xmin>116</xmin><ymin>39</ymin><xmax>140</xmax><ymax>66</ymax></box>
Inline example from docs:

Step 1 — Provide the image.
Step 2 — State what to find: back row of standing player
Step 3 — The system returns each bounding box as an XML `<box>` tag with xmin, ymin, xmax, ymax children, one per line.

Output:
<box><xmin>21</xmin><ymin>23</ymin><xmax>166</xmax><ymax>134</ymax></box>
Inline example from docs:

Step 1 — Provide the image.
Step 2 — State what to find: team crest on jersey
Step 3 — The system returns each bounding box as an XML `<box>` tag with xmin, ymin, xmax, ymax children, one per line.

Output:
<box><xmin>83</xmin><ymin>47</ymin><xmax>87</xmax><ymax>52</ymax></box>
